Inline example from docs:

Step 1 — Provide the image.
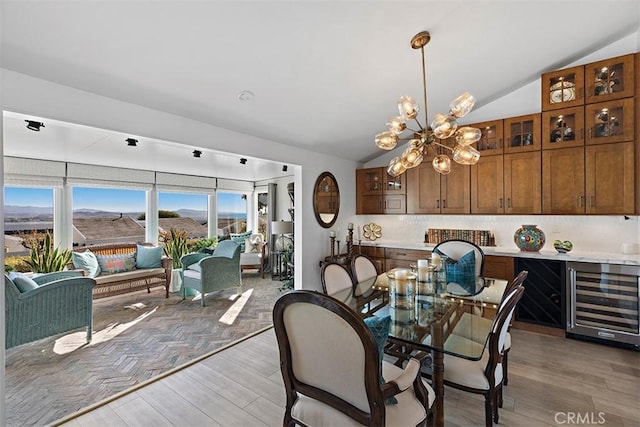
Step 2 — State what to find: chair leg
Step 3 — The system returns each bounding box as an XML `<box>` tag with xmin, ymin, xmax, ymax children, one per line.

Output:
<box><xmin>493</xmin><ymin>387</ymin><xmax>501</xmax><ymax>424</ymax></box>
<box><xmin>484</xmin><ymin>393</ymin><xmax>493</xmax><ymax>427</ymax></box>
<box><xmin>499</xmin><ymin>384</ymin><xmax>504</xmax><ymax>408</ymax></box>
<box><xmin>503</xmin><ymin>349</ymin><xmax>510</xmax><ymax>385</ymax></box>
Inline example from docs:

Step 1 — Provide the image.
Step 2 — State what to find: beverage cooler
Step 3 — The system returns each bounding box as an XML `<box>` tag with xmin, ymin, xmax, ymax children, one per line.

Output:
<box><xmin>566</xmin><ymin>262</ymin><xmax>639</xmax><ymax>349</ymax></box>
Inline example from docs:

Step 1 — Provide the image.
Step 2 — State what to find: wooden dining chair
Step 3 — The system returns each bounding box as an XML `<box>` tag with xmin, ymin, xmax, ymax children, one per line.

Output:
<box><xmin>433</xmin><ymin>239</ymin><xmax>485</xmax><ymax>277</ymax></box>
<box><xmin>273</xmin><ymin>290</ymin><xmax>435</xmax><ymax>426</ymax></box>
<box><xmin>350</xmin><ymin>254</ymin><xmax>387</xmax><ymax>315</ymax></box>
<box><xmin>320</xmin><ymin>261</ymin><xmax>355</xmax><ymax>296</ymax></box>
<box><xmin>450</xmin><ymin>270</ymin><xmax>528</xmax><ymax>385</ymax></box>
<box><xmin>441</xmin><ymin>285</ymin><xmax>525</xmax><ymax>427</ymax></box>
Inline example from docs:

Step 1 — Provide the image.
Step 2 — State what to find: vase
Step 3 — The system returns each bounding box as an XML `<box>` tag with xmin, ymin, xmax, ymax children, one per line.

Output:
<box><xmin>514</xmin><ymin>224</ymin><xmax>545</xmax><ymax>252</ymax></box>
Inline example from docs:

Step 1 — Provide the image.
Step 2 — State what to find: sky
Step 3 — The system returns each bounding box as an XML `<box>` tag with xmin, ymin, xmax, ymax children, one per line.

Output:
<box><xmin>4</xmin><ymin>187</ymin><xmax>247</xmax><ymax>213</ymax></box>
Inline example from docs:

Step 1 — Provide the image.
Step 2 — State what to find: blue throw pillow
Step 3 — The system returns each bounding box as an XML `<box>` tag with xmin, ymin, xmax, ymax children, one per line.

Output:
<box><xmin>363</xmin><ymin>315</ymin><xmax>397</xmax><ymax>404</ymax></box>
<box><xmin>72</xmin><ymin>250</ymin><xmax>101</xmax><ymax>278</ymax></box>
<box><xmin>230</xmin><ymin>230</ymin><xmax>252</xmax><ymax>252</ymax></box>
<box><xmin>435</xmin><ymin>248</ymin><xmax>476</xmax><ymax>292</ymax></box>
<box><xmin>9</xmin><ymin>272</ymin><xmax>39</xmax><ymax>293</ymax></box>
<box><xmin>136</xmin><ymin>245</ymin><xmax>163</xmax><ymax>269</ymax></box>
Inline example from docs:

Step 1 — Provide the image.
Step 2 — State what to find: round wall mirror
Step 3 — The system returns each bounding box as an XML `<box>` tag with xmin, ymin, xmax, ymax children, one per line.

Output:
<box><xmin>313</xmin><ymin>171</ymin><xmax>339</xmax><ymax>228</ymax></box>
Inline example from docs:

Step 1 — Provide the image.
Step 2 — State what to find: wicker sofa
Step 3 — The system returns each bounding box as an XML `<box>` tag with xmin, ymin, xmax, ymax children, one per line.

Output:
<box><xmin>5</xmin><ymin>271</ymin><xmax>95</xmax><ymax>349</ymax></box>
<box><xmin>70</xmin><ymin>242</ymin><xmax>172</xmax><ymax>299</ymax></box>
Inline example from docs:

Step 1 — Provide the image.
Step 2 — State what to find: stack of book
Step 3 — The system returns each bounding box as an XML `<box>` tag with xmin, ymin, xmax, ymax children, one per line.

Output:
<box><xmin>425</xmin><ymin>228</ymin><xmax>495</xmax><ymax>247</ymax></box>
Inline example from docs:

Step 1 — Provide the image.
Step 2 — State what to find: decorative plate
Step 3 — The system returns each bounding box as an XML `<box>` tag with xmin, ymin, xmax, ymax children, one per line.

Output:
<box><xmin>550</xmin><ymin>81</ymin><xmax>576</xmax><ymax>104</ymax></box>
<box><xmin>363</xmin><ymin>223</ymin><xmax>382</xmax><ymax>241</ymax></box>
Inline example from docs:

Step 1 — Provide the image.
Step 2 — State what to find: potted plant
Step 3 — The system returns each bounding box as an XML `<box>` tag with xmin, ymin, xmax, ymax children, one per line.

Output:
<box><xmin>23</xmin><ymin>232</ymin><xmax>72</xmax><ymax>273</ymax></box>
<box><xmin>161</xmin><ymin>228</ymin><xmax>189</xmax><ymax>292</ymax></box>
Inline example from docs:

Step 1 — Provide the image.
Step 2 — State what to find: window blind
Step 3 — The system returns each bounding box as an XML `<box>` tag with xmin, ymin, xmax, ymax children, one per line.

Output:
<box><xmin>155</xmin><ymin>172</ymin><xmax>216</xmax><ymax>194</ymax></box>
<box><xmin>3</xmin><ymin>157</ymin><xmax>66</xmax><ymax>187</ymax></box>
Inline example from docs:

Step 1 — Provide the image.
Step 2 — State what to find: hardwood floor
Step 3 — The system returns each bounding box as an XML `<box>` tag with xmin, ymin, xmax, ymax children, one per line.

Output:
<box><xmin>58</xmin><ymin>328</ymin><xmax>639</xmax><ymax>427</ymax></box>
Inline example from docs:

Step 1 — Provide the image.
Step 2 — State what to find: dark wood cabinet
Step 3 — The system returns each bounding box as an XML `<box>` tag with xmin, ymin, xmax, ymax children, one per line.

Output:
<box><xmin>407</xmin><ymin>159</ymin><xmax>470</xmax><ymax>214</ymax></box>
<box><xmin>542</xmin><ymin>146</ymin><xmax>585</xmax><ymax>214</ymax></box>
<box><xmin>585</xmin><ymin>141</ymin><xmax>635</xmax><ymax>214</ymax></box>
<box><xmin>541</xmin><ymin>65</ymin><xmax>585</xmax><ymax>111</ymax></box>
<box><xmin>542</xmin><ymin>106</ymin><xmax>586</xmax><ymax>150</ymax></box>
<box><xmin>470</xmin><ymin>155</ymin><xmax>504</xmax><ymax>214</ymax></box>
<box><xmin>467</xmin><ymin>119</ymin><xmax>504</xmax><ymax>156</ymax></box>
<box><xmin>504</xmin><ymin>113</ymin><xmax>541</xmax><ymax>154</ymax></box>
<box><xmin>585</xmin><ymin>98</ymin><xmax>635</xmax><ymax>145</ymax></box>
<box><xmin>356</xmin><ymin>167</ymin><xmax>406</xmax><ymax>214</ymax></box>
<box><xmin>504</xmin><ymin>151</ymin><xmax>542</xmax><ymax>214</ymax></box>
<box><xmin>483</xmin><ymin>255</ymin><xmax>514</xmax><ymax>281</ymax></box>
<box><xmin>585</xmin><ymin>54</ymin><xmax>635</xmax><ymax>104</ymax></box>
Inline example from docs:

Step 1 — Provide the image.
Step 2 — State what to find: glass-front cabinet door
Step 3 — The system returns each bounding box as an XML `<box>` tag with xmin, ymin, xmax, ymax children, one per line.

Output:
<box><xmin>541</xmin><ymin>65</ymin><xmax>585</xmax><ymax>111</ymax></box>
<box><xmin>384</xmin><ymin>172</ymin><xmax>406</xmax><ymax>194</ymax></box>
<box><xmin>585</xmin><ymin>98</ymin><xmax>635</xmax><ymax>145</ymax></box>
<box><xmin>467</xmin><ymin>120</ymin><xmax>503</xmax><ymax>156</ymax></box>
<box><xmin>542</xmin><ymin>106</ymin><xmax>585</xmax><ymax>149</ymax></box>
<box><xmin>357</xmin><ymin>167</ymin><xmax>383</xmax><ymax>196</ymax></box>
<box><xmin>585</xmin><ymin>54</ymin><xmax>635</xmax><ymax>104</ymax></box>
<box><xmin>503</xmin><ymin>113</ymin><xmax>541</xmax><ymax>154</ymax></box>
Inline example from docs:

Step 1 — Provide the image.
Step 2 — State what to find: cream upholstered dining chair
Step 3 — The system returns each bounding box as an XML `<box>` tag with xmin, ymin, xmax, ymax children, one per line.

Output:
<box><xmin>433</xmin><ymin>239</ymin><xmax>485</xmax><ymax>277</ymax></box>
<box><xmin>450</xmin><ymin>270</ymin><xmax>529</xmax><ymax>386</ymax></box>
<box><xmin>441</xmin><ymin>285</ymin><xmax>525</xmax><ymax>427</ymax></box>
<box><xmin>273</xmin><ymin>290</ymin><xmax>435</xmax><ymax>426</ymax></box>
<box><xmin>320</xmin><ymin>261</ymin><xmax>355</xmax><ymax>296</ymax></box>
<box><xmin>350</xmin><ymin>254</ymin><xmax>387</xmax><ymax>315</ymax></box>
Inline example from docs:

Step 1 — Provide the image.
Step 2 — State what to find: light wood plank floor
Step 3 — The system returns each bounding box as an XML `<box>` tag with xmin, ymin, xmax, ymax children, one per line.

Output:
<box><xmin>58</xmin><ymin>328</ymin><xmax>640</xmax><ymax>426</ymax></box>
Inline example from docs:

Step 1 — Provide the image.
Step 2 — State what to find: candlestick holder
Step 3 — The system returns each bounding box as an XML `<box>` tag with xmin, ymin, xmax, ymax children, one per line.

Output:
<box><xmin>347</xmin><ymin>229</ymin><xmax>354</xmax><ymax>259</ymax></box>
<box><xmin>336</xmin><ymin>240</ymin><xmax>341</xmax><ymax>257</ymax></box>
<box><xmin>330</xmin><ymin>236</ymin><xmax>336</xmax><ymax>259</ymax></box>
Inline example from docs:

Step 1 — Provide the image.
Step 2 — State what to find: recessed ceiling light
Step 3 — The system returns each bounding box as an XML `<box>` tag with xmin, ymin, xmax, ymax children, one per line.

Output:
<box><xmin>238</xmin><ymin>91</ymin><xmax>254</xmax><ymax>102</ymax></box>
<box><xmin>25</xmin><ymin>120</ymin><xmax>45</xmax><ymax>131</ymax></box>
<box><xmin>126</xmin><ymin>138</ymin><xmax>138</xmax><ymax>147</ymax></box>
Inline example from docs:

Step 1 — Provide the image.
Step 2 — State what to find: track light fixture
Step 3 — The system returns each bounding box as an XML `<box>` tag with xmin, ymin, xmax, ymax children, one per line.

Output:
<box><xmin>25</xmin><ymin>120</ymin><xmax>45</xmax><ymax>131</ymax></box>
<box><xmin>126</xmin><ymin>138</ymin><xmax>138</xmax><ymax>147</ymax></box>
<box><xmin>282</xmin><ymin>165</ymin><xmax>288</xmax><ymax>172</ymax></box>
<box><xmin>240</xmin><ymin>158</ymin><xmax>247</xmax><ymax>165</ymax></box>
<box><xmin>193</xmin><ymin>150</ymin><xmax>202</xmax><ymax>158</ymax></box>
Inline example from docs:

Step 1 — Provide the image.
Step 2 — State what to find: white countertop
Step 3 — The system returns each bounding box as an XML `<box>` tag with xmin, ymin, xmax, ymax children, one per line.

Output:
<box><xmin>358</xmin><ymin>239</ymin><xmax>640</xmax><ymax>266</ymax></box>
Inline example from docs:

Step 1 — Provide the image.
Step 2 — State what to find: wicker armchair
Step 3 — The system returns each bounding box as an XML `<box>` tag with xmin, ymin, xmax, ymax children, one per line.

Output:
<box><xmin>5</xmin><ymin>271</ymin><xmax>95</xmax><ymax>349</ymax></box>
<box><xmin>180</xmin><ymin>240</ymin><xmax>242</xmax><ymax>306</ymax></box>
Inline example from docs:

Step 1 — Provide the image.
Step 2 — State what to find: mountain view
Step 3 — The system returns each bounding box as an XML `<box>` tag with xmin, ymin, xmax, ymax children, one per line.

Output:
<box><xmin>3</xmin><ymin>206</ymin><xmax>214</xmax><ymax>222</ymax></box>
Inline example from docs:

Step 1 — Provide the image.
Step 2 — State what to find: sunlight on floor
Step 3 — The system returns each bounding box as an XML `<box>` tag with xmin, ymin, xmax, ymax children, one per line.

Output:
<box><xmin>53</xmin><ymin>306</ymin><xmax>158</xmax><ymax>355</ymax></box>
<box><xmin>219</xmin><ymin>288</ymin><xmax>254</xmax><ymax>325</ymax></box>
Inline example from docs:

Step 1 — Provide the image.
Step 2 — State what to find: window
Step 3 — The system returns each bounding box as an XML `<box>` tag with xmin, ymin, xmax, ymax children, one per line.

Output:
<box><xmin>3</xmin><ymin>187</ymin><xmax>54</xmax><ymax>256</ymax></box>
<box><xmin>257</xmin><ymin>191</ymin><xmax>268</xmax><ymax>238</ymax></box>
<box><xmin>158</xmin><ymin>192</ymin><xmax>208</xmax><ymax>239</ymax></box>
<box><xmin>72</xmin><ymin>187</ymin><xmax>146</xmax><ymax>247</ymax></box>
<box><xmin>217</xmin><ymin>192</ymin><xmax>247</xmax><ymax>236</ymax></box>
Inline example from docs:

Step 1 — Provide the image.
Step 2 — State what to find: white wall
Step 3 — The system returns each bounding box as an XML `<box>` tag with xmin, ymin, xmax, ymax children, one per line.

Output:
<box><xmin>0</xmin><ymin>69</ymin><xmax>359</xmax><ymax>293</ymax></box>
<box><xmin>364</xmin><ymin>34</ymin><xmax>640</xmax><ymax>254</ymax></box>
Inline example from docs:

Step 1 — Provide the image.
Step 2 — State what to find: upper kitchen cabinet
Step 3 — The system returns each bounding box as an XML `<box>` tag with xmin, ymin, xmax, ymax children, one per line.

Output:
<box><xmin>466</xmin><ymin>120</ymin><xmax>504</xmax><ymax>156</ymax></box>
<box><xmin>503</xmin><ymin>114</ymin><xmax>541</xmax><ymax>154</ymax></box>
<box><xmin>542</xmin><ymin>146</ymin><xmax>585</xmax><ymax>214</ymax></box>
<box><xmin>585</xmin><ymin>98</ymin><xmax>635</xmax><ymax>145</ymax></box>
<box><xmin>541</xmin><ymin>65</ymin><xmax>585</xmax><ymax>111</ymax></box>
<box><xmin>585</xmin><ymin>54</ymin><xmax>635</xmax><ymax>104</ymax></box>
<box><xmin>542</xmin><ymin>106</ymin><xmax>585</xmax><ymax>150</ymax></box>
<box><xmin>356</xmin><ymin>167</ymin><xmax>406</xmax><ymax>214</ymax></box>
<box><xmin>407</xmin><ymin>157</ymin><xmax>470</xmax><ymax>214</ymax></box>
<box><xmin>585</xmin><ymin>141</ymin><xmax>635</xmax><ymax>214</ymax></box>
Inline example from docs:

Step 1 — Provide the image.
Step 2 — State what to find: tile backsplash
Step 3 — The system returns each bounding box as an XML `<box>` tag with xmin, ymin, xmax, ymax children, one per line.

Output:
<box><xmin>348</xmin><ymin>215</ymin><xmax>639</xmax><ymax>254</ymax></box>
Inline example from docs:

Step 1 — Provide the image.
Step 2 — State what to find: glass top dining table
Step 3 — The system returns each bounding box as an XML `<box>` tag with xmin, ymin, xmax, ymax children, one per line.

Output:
<box><xmin>332</xmin><ymin>272</ymin><xmax>508</xmax><ymax>427</ymax></box>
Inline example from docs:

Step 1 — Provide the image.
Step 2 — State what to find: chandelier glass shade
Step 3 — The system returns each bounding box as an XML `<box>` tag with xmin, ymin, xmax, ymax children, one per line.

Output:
<box><xmin>375</xmin><ymin>31</ymin><xmax>481</xmax><ymax>176</ymax></box>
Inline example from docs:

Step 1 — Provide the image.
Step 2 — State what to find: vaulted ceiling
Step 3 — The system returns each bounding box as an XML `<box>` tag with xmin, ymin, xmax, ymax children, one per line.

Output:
<box><xmin>2</xmin><ymin>1</ymin><xmax>639</xmax><ymax>179</ymax></box>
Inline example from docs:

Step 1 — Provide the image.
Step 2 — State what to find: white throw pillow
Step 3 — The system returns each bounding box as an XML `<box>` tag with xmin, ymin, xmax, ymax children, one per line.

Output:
<box><xmin>244</xmin><ymin>235</ymin><xmax>262</xmax><ymax>253</ymax></box>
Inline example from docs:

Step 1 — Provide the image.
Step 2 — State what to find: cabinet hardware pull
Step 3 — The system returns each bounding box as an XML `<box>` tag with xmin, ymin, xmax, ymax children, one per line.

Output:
<box><xmin>579</xmin><ymin>128</ymin><xmax>584</xmax><ymax>140</ymax></box>
<box><xmin>507</xmin><ymin>198</ymin><xmax>512</xmax><ymax>208</ymax></box>
<box><xmin>577</xmin><ymin>195</ymin><xmax>583</xmax><ymax>207</ymax></box>
<box><xmin>499</xmin><ymin>198</ymin><xmax>503</xmax><ymax>208</ymax></box>
<box><xmin>443</xmin><ymin>199</ymin><xmax>447</xmax><ymax>209</ymax></box>
<box><xmin>588</xmin><ymin>128</ymin><xmax>592</xmax><ymax>138</ymax></box>
<box><xmin>436</xmin><ymin>200</ymin><xmax>440</xmax><ymax>208</ymax></box>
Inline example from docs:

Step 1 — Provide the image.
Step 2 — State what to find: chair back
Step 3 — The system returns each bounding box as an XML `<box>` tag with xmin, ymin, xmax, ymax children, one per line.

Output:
<box><xmin>433</xmin><ymin>239</ymin><xmax>484</xmax><ymax>277</ymax></box>
<box><xmin>351</xmin><ymin>255</ymin><xmax>378</xmax><ymax>297</ymax></box>
<box><xmin>273</xmin><ymin>291</ymin><xmax>386</xmax><ymax>425</ymax></box>
<box><xmin>487</xmin><ymin>286</ymin><xmax>524</xmax><ymax>370</ymax></box>
<box><xmin>213</xmin><ymin>240</ymin><xmax>241</xmax><ymax>260</ymax></box>
<box><xmin>501</xmin><ymin>270</ymin><xmax>528</xmax><ymax>305</ymax></box>
<box><xmin>320</xmin><ymin>262</ymin><xmax>354</xmax><ymax>296</ymax></box>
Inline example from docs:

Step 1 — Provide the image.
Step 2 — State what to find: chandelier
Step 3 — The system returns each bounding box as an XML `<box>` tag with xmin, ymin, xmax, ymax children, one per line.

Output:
<box><xmin>375</xmin><ymin>31</ymin><xmax>481</xmax><ymax>177</ymax></box>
